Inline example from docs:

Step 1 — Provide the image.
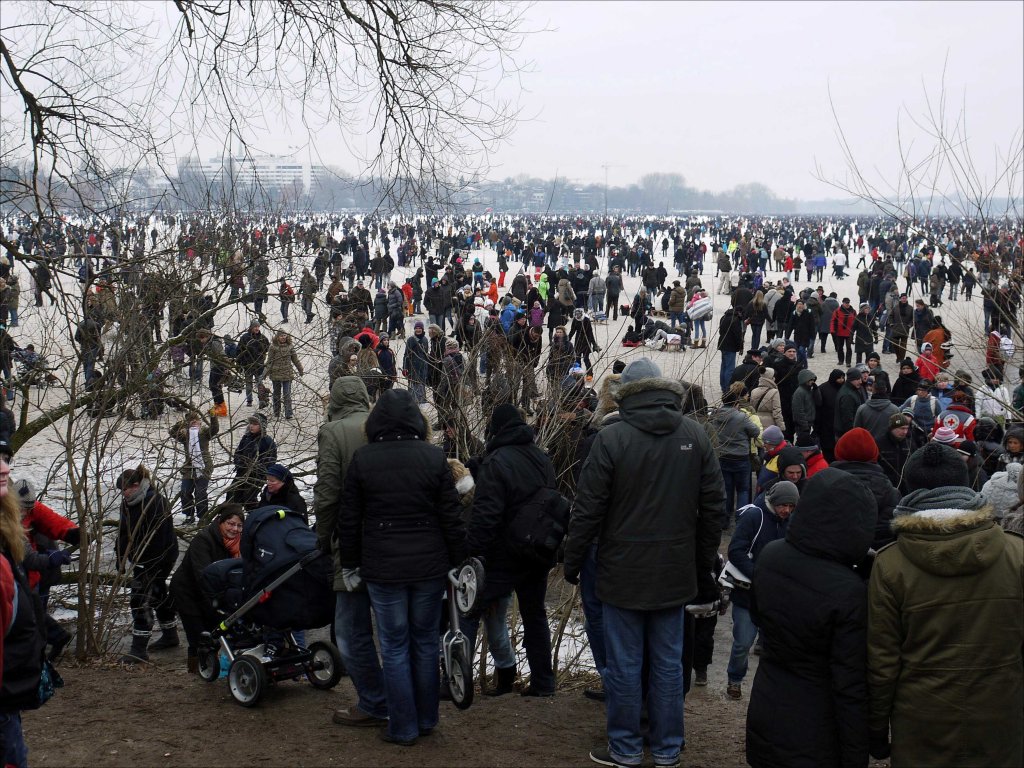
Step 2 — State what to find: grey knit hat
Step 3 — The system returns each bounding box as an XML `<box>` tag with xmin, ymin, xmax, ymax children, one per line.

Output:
<box><xmin>620</xmin><ymin>358</ymin><xmax>661</xmax><ymax>386</ymax></box>
<box><xmin>902</xmin><ymin>443</ymin><xmax>969</xmax><ymax>491</ymax></box>
<box><xmin>767</xmin><ymin>480</ymin><xmax>799</xmax><ymax>507</ymax></box>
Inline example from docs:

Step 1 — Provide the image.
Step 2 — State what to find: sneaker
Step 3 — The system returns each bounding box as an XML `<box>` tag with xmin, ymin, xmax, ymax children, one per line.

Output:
<box><xmin>727</xmin><ymin>682</ymin><xmax>742</xmax><ymax>699</ymax></box>
<box><xmin>583</xmin><ymin>687</ymin><xmax>606</xmax><ymax>702</ymax></box>
<box><xmin>589</xmin><ymin>747</ymin><xmax>636</xmax><ymax>768</ymax></box>
<box><xmin>694</xmin><ymin>668</ymin><xmax>707</xmax><ymax>687</ymax></box>
<box><xmin>654</xmin><ymin>758</ymin><xmax>681</xmax><ymax>768</ymax></box>
<box><xmin>332</xmin><ymin>709</ymin><xmax>388</xmax><ymax>727</ymax></box>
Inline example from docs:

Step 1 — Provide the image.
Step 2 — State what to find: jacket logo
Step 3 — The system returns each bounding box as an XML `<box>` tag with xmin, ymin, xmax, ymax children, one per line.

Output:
<box><xmin>679</xmin><ymin>443</ymin><xmax>693</xmax><ymax>451</ymax></box>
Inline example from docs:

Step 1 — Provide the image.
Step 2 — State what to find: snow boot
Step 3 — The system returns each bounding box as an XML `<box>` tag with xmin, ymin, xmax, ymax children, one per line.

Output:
<box><xmin>150</xmin><ymin>626</ymin><xmax>180</xmax><ymax>651</ymax></box>
<box><xmin>484</xmin><ymin>666</ymin><xmax>516</xmax><ymax>697</ymax></box>
<box><xmin>121</xmin><ymin>634</ymin><xmax>150</xmax><ymax>664</ymax></box>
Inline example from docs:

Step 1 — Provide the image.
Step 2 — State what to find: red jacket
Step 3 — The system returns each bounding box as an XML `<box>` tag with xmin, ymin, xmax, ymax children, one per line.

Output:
<box><xmin>830</xmin><ymin>306</ymin><xmax>856</xmax><ymax>338</ymax></box>
<box><xmin>22</xmin><ymin>501</ymin><xmax>78</xmax><ymax>589</ymax></box>
<box><xmin>805</xmin><ymin>451</ymin><xmax>830</xmax><ymax>478</ymax></box>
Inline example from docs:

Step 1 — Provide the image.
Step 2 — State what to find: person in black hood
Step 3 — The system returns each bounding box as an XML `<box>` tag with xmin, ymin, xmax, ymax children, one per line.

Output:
<box><xmin>338</xmin><ymin>388</ymin><xmax>466</xmax><ymax>746</ymax></box>
<box><xmin>816</xmin><ymin>368</ymin><xmax>846</xmax><ymax>462</ymax></box>
<box><xmin>461</xmin><ymin>404</ymin><xmax>559</xmax><ymax>697</ymax></box>
<box><xmin>746</xmin><ymin>469</ymin><xmax>876</xmax><ymax>768</ymax></box>
<box><xmin>890</xmin><ymin>358</ymin><xmax>920</xmax><ymax>404</ymax></box>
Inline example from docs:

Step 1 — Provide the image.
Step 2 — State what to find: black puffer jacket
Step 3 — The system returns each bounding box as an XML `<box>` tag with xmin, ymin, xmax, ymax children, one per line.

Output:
<box><xmin>829</xmin><ymin>459</ymin><xmax>900</xmax><ymax>549</ymax></box>
<box><xmin>169</xmin><ymin>522</ymin><xmax>233</xmax><ymax>618</ymax></box>
<box><xmin>115</xmin><ymin>485</ymin><xmax>177</xmax><ymax>570</ymax></box>
<box><xmin>564</xmin><ymin>375</ymin><xmax>726</xmax><ymax>610</ymax></box>
<box><xmin>746</xmin><ymin>469</ymin><xmax>877</xmax><ymax>768</ymax></box>
<box><xmin>467</xmin><ymin>416</ymin><xmax>557</xmax><ymax>575</ymax></box>
<box><xmin>338</xmin><ymin>389</ymin><xmax>466</xmax><ymax>583</ymax></box>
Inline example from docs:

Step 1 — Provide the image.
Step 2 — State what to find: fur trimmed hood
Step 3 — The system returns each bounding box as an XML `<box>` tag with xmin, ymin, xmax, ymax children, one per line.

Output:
<box><xmin>614</xmin><ymin>376</ymin><xmax>685</xmax><ymax>403</ymax></box>
<box><xmin>592</xmin><ymin>374</ymin><xmax>621</xmax><ymax>425</ymax></box>
<box><xmin>890</xmin><ymin>506</ymin><xmax>1006</xmax><ymax>577</ymax></box>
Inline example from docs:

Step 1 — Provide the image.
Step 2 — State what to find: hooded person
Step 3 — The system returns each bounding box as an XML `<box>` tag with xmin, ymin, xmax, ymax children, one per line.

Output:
<box><xmin>890</xmin><ymin>358</ymin><xmax>920</xmax><ymax>404</ymax></box>
<box><xmin>834</xmin><ymin>365</ymin><xmax>867</xmax><ymax>436</ymax></box>
<box><xmin>816</xmin><ymin>368</ymin><xmax>847</xmax><ymax>461</ymax></box>
<box><xmin>460</xmin><ymin>403</ymin><xmax>559</xmax><ymax>697</ymax></box>
<box><xmin>830</xmin><ymin>427</ymin><xmax>901</xmax><ymax>548</ymax></box>
<box><xmin>790</xmin><ymin>369</ymin><xmax>818</xmax><ymax>434</ymax></box>
<box><xmin>757</xmin><ymin>446</ymin><xmax>806</xmax><ymax>501</ymax></box>
<box><xmin>746</xmin><ymin>469</ymin><xmax>877</xmax><ymax>768</ymax></box>
<box><xmin>867</xmin><ymin>442</ymin><xmax>1024</xmax><ymax>767</ymax></box>
<box><xmin>750</xmin><ymin>367</ymin><xmax>785</xmax><ymax>431</ymax></box>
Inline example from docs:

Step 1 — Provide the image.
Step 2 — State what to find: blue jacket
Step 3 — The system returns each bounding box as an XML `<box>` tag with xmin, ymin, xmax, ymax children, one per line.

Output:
<box><xmin>499</xmin><ymin>304</ymin><xmax>517</xmax><ymax>333</ymax></box>
<box><xmin>728</xmin><ymin>503</ymin><xmax>789</xmax><ymax>607</ymax></box>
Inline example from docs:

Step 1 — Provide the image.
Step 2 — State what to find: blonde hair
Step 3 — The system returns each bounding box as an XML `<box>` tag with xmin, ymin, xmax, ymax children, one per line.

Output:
<box><xmin>0</xmin><ymin>492</ymin><xmax>25</xmax><ymax>562</ymax></box>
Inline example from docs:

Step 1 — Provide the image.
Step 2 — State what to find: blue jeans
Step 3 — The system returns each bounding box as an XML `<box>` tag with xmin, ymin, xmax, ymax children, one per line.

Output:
<box><xmin>367</xmin><ymin>579</ymin><xmax>444</xmax><ymax>741</ymax></box>
<box><xmin>603</xmin><ymin>603</ymin><xmax>685</xmax><ymax>766</ymax></box>
<box><xmin>580</xmin><ymin>543</ymin><xmax>606</xmax><ymax>677</ymax></box>
<box><xmin>749</xmin><ymin>323</ymin><xmax>763</xmax><ymax>350</ymax></box>
<box><xmin>718</xmin><ymin>456</ymin><xmax>751</xmax><ymax>522</ymax></box>
<box><xmin>590</xmin><ymin>292</ymin><xmax>605</xmax><ymax>313</ymax></box>
<box><xmin>726</xmin><ymin>603</ymin><xmax>758</xmax><ymax>684</ymax></box>
<box><xmin>693</xmin><ymin>318</ymin><xmax>707</xmax><ymax>339</ymax></box>
<box><xmin>669</xmin><ymin>311</ymin><xmax>685</xmax><ymax>328</ymax></box>
<box><xmin>0</xmin><ymin>712</ymin><xmax>27</xmax><ymax>768</ymax></box>
<box><xmin>333</xmin><ymin>591</ymin><xmax>388</xmax><ymax>719</ymax></box>
<box><xmin>719</xmin><ymin>350</ymin><xmax>736</xmax><ymax>393</ymax></box>
<box><xmin>482</xmin><ymin>594</ymin><xmax>515</xmax><ymax>669</ymax></box>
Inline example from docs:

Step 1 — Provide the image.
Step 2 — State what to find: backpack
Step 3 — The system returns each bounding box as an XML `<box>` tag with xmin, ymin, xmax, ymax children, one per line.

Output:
<box><xmin>223</xmin><ymin>336</ymin><xmax>239</xmax><ymax>359</ymax></box>
<box><xmin>505</xmin><ymin>485</ymin><xmax>571</xmax><ymax>565</ymax></box>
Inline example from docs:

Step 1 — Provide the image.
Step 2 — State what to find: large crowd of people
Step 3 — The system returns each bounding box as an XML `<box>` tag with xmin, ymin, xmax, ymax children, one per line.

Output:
<box><xmin>1</xmin><ymin>210</ymin><xmax>1023</xmax><ymax>767</ymax></box>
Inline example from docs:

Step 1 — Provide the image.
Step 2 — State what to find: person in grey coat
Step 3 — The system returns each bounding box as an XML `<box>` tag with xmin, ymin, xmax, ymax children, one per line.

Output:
<box><xmin>853</xmin><ymin>380</ymin><xmax>900</xmax><ymax>445</ymax></box>
<box><xmin>563</xmin><ymin>358</ymin><xmax>725</xmax><ymax>768</ymax></box>
<box><xmin>818</xmin><ymin>293</ymin><xmax>840</xmax><ymax>354</ymax></box>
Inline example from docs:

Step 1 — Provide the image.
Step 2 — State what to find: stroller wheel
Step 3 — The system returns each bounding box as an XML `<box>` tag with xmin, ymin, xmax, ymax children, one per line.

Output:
<box><xmin>305</xmin><ymin>641</ymin><xmax>345</xmax><ymax>690</ymax></box>
<box><xmin>228</xmin><ymin>656</ymin><xmax>267</xmax><ymax>707</ymax></box>
<box><xmin>454</xmin><ymin>558</ymin><xmax>486</xmax><ymax>615</ymax></box>
<box><xmin>197</xmin><ymin>646</ymin><xmax>220</xmax><ymax>682</ymax></box>
<box><xmin>448</xmin><ymin>641</ymin><xmax>474</xmax><ymax>710</ymax></box>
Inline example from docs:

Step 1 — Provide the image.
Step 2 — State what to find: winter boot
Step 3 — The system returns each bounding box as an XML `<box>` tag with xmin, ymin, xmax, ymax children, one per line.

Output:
<box><xmin>149</xmin><ymin>626</ymin><xmax>180</xmax><ymax>651</ymax></box>
<box><xmin>210</xmin><ymin>402</ymin><xmax>228</xmax><ymax>418</ymax></box>
<box><xmin>484</xmin><ymin>666</ymin><xmax>516</xmax><ymax>697</ymax></box>
<box><xmin>187</xmin><ymin>653</ymin><xmax>199</xmax><ymax>675</ymax></box>
<box><xmin>121</xmin><ymin>633</ymin><xmax>150</xmax><ymax>664</ymax></box>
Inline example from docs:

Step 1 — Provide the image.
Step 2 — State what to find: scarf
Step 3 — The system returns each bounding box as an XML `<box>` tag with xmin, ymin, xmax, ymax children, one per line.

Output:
<box><xmin>123</xmin><ymin>478</ymin><xmax>151</xmax><ymax>507</ymax></box>
<box><xmin>188</xmin><ymin>426</ymin><xmax>205</xmax><ymax>473</ymax></box>
<box><xmin>222</xmin><ymin>532</ymin><xmax>240</xmax><ymax>558</ymax></box>
<box><xmin>895</xmin><ymin>486</ymin><xmax>986</xmax><ymax>517</ymax></box>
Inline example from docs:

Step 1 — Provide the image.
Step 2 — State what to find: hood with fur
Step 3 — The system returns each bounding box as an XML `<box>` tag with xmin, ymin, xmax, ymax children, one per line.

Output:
<box><xmin>614</xmin><ymin>376</ymin><xmax>685</xmax><ymax>435</ymax></box>
<box><xmin>890</xmin><ymin>507</ymin><xmax>1003</xmax><ymax>577</ymax></box>
<box><xmin>591</xmin><ymin>374</ymin><xmax>621</xmax><ymax>425</ymax></box>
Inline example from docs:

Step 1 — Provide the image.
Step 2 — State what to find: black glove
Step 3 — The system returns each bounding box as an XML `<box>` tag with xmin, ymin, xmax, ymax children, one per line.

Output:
<box><xmin>868</xmin><ymin>730</ymin><xmax>891</xmax><ymax>760</ymax></box>
<box><xmin>563</xmin><ymin>568</ymin><xmax>580</xmax><ymax>586</ymax></box>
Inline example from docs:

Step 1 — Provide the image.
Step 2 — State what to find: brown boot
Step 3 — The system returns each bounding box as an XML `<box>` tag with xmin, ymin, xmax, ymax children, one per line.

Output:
<box><xmin>187</xmin><ymin>655</ymin><xmax>199</xmax><ymax>674</ymax></box>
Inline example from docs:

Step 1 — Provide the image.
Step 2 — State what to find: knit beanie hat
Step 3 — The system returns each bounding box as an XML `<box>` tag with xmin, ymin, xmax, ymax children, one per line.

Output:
<box><xmin>414</xmin><ymin>320</ymin><xmax>424</xmax><ymax>331</ymax></box>
<box><xmin>766</xmin><ymin>480</ymin><xmax>799</xmax><ymax>508</ymax></box>
<box><xmin>793</xmin><ymin>431</ymin><xmax>818</xmax><ymax>451</ymax></box>
<box><xmin>846</xmin><ymin>366</ymin><xmax>862</xmax><ymax>381</ymax></box>
<box><xmin>266</xmin><ymin>463</ymin><xmax>289</xmax><ymax>481</ymax></box>
<box><xmin>902</xmin><ymin>443</ymin><xmax>969</xmax><ymax>491</ymax></box>
<box><xmin>762</xmin><ymin>425</ymin><xmax>784</xmax><ymax>446</ymax></box>
<box><xmin>834</xmin><ymin>427</ymin><xmax>879</xmax><ymax>462</ymax></box>
<box><xmin>620</xmin><ymin>358</ymin><xmax>661</xmax><ymax>386</ymax></box>
<box><xmin>445</xmin><ymin>338</ymin><xmax>459</xmax><ymax>351</ymax></box>
<box><xmin>932</xmin><ymin>426</ymin><xmax>960</xmax><ymax>445</ymax></box>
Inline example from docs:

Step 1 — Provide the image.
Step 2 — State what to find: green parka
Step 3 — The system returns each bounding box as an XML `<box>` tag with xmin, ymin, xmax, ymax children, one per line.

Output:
<box><xmin>868</xmin><ymin>505</ymin><xmax>1024</xmax><ymax>767</ymax></box>
<box><xmin>313</xmin><ymin>376</ymin><xmax>370</xmax><ymax>591</ymax></box>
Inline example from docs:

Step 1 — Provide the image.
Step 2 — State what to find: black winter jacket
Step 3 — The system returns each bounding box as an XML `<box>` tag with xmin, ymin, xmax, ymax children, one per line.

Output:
<box><xmin>259</xmin><ymin>477</ymin><xmax>309</xmax><ymax>523</ymax></box>
<box><xmin>467</xmin><ymin>418</ymin><xmax>557</xmax><ymax>574</ymax></box>
<box><xmin>169</xmin><ymin>522</ymin><xmax>233</xmax><ymax>618</ymax></box>
<box><xmin>115</xmin><ymin>486</ymin><xmax>178</xmax><ymax>570</ymax></box>
<box><xmin>564</xmin><ymin>375</ymin><xmax>725</xmax><ymax>610</ymax></box>
<box><xmin>746</xmin><ymin>469</ymin><xmax>877</xmax><ymax>768</ymax></box>
<box><xmin>829</xmin><ymin>460</ymin><xmax>900</xmax><ymax>549</ymax></box>
<box><xmin>338</xmin><ymin>390</ymin><xmax>466</xmax><ymax>583</ymax></box>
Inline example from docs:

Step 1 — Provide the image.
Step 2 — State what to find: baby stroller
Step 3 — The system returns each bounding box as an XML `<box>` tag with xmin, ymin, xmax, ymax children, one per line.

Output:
<box><xmin>197</xmin><ymin>506</ymin><xmax>344</xmax><ymax>707</ymax></box>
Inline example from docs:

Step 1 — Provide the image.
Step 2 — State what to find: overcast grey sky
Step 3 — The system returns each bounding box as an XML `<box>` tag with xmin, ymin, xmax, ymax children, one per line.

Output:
<box><xmin>483</xmin><ymin>0</ymin><xmax>1024</xmax><ymax>199</ymax></box>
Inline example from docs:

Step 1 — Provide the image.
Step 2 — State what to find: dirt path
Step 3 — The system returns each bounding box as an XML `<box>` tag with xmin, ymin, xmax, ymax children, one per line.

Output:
<box><xmin>25</xmin><ymin>646</ymin><xmax>751</xmax><ymax>768</ymax></box>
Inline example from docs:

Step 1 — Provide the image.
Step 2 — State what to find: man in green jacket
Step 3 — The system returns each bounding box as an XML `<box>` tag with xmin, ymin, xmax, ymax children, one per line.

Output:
<box><xmin>564</xmin><ymin>358</ymin><xmax>725</xmax><ymax>768</ymax></box>
<box><xmin>868</xmin><ymin>443</ymin><xmax>1024</xmax><ymax>767</ymax></box>
<box><xmin>314</xmin><ymin>376</ymin><xmax>387</xmax><ymax>728</ymax></box>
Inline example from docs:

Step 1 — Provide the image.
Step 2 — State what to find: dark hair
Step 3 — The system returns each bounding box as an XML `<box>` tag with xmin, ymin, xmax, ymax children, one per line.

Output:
<box><xmin>215</xmin><ymin>503</ymin><xmax>246</xmax><ymax>525</ymax></box>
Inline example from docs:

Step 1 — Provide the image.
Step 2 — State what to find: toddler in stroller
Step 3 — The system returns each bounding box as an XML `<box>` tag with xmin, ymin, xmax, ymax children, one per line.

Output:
<box><xmin>197</xmin><ymin>506</ymin><xmax>344</xmax><ymax>706</ymax></box>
